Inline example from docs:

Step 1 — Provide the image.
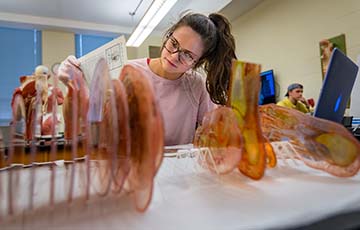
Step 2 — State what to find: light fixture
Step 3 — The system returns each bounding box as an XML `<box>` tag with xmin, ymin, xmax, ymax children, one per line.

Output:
<box><xmin>126</xmin><ymin>0</ymin><xmax>178</xmax><ymax>47</ymax></box>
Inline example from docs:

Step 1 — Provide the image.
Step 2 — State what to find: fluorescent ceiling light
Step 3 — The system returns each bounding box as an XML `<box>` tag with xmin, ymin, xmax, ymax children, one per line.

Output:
<box><xmin>126</xmin><ymin>0</ymin><xmax>178</xmax><ymax>47</ymax></box>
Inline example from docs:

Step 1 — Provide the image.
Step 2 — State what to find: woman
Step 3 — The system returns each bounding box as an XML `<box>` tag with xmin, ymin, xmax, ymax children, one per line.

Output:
<box><xmin>58</xmin><ymin>12</ymin><xmax>236</xmax><ymax>145</ymax></box>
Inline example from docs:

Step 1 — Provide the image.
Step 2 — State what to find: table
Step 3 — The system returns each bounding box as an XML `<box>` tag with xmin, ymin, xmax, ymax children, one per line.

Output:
<box><xmin>1</xmin><ymin>155</ymin><xmax>360</xmax><ymax>229</ymax></box>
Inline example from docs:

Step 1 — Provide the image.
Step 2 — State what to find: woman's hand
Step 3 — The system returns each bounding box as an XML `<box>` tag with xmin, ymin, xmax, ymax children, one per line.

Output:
<box><xmin>57</xmin><ymin>55</ymin><xmax>82</xmax><ymax>86</ymax></box>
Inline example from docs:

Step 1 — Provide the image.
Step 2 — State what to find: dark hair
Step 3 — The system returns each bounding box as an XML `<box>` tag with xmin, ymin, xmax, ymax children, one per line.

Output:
<box><xmin>163</xmin><ymin>12</ymin><xmax>237</xmax><ymax>105</ymax></box>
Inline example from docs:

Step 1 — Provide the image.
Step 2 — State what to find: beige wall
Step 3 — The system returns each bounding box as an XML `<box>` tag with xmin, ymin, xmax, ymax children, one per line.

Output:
<box><xmin>42</xmin><ymin>30</ymin><xmax>75</xmax><ymax>132</ymax></box>
<box><xmin>127</xmin><ymin>34</ymin><xmax>163</xmax><ymax>60</ymax></box>
<box><xmin>42</xmin><ymin>30</ymin><xmax>75</xmax><ymax>72</ymax></box>
<box><xmin>126</xmin><ymin>46</ymin><xmax>138</xmax><ymax>60</ymax></box>
<box><xmin>231</xmin><ymin>0</ymin><xmax>360</xmax><ymax>103</ymax></box>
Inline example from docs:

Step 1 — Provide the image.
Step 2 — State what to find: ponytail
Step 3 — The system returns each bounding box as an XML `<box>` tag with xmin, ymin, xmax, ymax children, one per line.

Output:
<box><xmin>205</xmin><ymin>13</ymin><xmax>236</xmax><ymax>105</ymax></box>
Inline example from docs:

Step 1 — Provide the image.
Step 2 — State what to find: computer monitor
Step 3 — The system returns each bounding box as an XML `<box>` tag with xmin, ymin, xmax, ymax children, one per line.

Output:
<box><xmin>313</xmin><ymin>48</ymin><xmax>359</xmax><ymax>123</ymax></box>
<box><xmin>259</xmin><ymin>70</ymin><xmax>276</xmax><ymax>105</ymax></box>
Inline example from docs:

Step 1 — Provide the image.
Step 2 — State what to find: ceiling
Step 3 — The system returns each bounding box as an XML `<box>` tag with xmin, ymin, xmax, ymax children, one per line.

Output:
<box><xmin>0</xmin><ymin>0</ymin><xmax>263</xmax><ymax>37</ymax></box>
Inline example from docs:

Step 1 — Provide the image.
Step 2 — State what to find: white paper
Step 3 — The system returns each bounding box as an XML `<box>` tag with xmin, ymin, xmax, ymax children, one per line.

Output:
<box><xmin>78</xmin><ymin>35</ymin><xmax>128</xmax><ymax>84</ymax></box>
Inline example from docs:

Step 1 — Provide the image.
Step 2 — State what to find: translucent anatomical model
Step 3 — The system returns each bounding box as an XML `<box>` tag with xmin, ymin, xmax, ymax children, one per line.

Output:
<box><xmin>227</xmin><ymin>60</ymin><xmax>276</xmax><ymax>180</ymax></box>
<box><xmin>194</xmin><ymin>106</ymin><xmax>243</xmax><ymax>174</ymax></box>
<box><xmin>259</xmin><ymin>104</ymin><xmax>360</xmax><ymax>177</ymax></box>
<box><xmin>119</xmin><ymin>65</ymin><xmax>164</xmax><ymax>212</ymax></box>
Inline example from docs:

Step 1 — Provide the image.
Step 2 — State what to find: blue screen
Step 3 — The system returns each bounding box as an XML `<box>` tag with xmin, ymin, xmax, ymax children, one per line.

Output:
<box><xmin>259</xmin><ymin>70</ymin><xmax>276</xmax><ymax>105</ymax></box>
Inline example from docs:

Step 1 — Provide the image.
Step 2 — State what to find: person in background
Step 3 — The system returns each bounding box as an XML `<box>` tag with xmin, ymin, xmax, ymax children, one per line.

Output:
<box><xmin>277</xmin><ymin>83</ymin><xmax>311</xmax><ymax>113</ymax></box>
<box><xmin>58</xmin><ymin>12</ymin><xmax>237</xmax><ymax>146</ymax></box>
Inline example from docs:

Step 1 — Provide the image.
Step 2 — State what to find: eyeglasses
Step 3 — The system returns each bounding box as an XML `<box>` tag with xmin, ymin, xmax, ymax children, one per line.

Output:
<box><xmin>163</xmin><ymin>35</ymin><xmax>198</xmax><ymax>66</ymax></box>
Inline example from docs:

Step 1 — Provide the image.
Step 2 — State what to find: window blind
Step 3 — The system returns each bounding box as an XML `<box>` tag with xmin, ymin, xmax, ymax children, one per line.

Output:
<box><xmin>75</xmin><ymin>34</ymin><xmax>114</xmax><ymax>58</ymax></box>
<box><xmin>0</xmin><ymin>27</ymin><xmax>41</xmax><ymax>124</ymax></box>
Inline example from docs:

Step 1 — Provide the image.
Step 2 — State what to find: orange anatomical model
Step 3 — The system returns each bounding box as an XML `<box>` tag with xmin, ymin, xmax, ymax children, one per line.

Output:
<box><xmin>259</xmin><ymin>104</ymin><xmax>360</xmax><ymax>177</ymax></box>
<box><xmin>1</xmin><ymin>57</ymin><xmax>165</xmax><ymax>218</ymax></box>
<box><xmin>228</xmin><ymin>60</ymin><xmax>276</xmax><ymax>180</ymax></box>
<box><xmin>119</xmin><ymin>65</ymin><xmax>164</xmax><ymax>212</ymax></box>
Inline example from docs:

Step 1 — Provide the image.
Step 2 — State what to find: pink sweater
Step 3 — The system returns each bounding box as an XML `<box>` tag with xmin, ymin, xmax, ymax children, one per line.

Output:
<box><xmin>127</xmin><ymin>58</ymin><xmax>216</xmax><ymax>146</ymax></box>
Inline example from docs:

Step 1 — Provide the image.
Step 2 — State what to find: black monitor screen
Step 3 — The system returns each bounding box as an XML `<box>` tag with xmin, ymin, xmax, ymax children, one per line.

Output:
<box><xmin>259</xmin><ymin>70</ymin><xmax>276</xmax><ymax>105</ymax></box>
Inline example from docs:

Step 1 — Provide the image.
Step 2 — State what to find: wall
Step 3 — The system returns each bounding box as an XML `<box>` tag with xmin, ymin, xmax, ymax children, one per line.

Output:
<box><xmin>231</xmin><ymin>0</ymin><xmax>360</xmax><ymax>103</ymax></box>
<box><xmin>41</xmin><ymin>30</ymin><xmax>75</xmax><ymax>132</ymax></box>
<box><xmin>42</xmin><ymin>30</ymin><xmax>75</xmax><ymax>72</ymax></box>
<box><xmin>127</xmin><ymin>34</ymin><xmax>163</xmax><ymax>60</ymax></box>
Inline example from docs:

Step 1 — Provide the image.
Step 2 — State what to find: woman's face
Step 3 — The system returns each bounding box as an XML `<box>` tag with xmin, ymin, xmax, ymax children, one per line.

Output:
<box><xmin>160</xmin><ymin>26</ymin><xmax>204</xmax><ymax>74</ymax></box>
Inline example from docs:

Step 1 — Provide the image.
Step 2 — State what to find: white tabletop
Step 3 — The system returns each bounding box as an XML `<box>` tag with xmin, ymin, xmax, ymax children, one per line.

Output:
<box><xmin>1</xmin><ymin>155</ymin><xmax>360</xmax><ymax>229</ymax></box>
